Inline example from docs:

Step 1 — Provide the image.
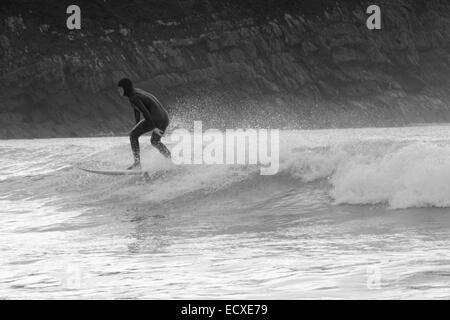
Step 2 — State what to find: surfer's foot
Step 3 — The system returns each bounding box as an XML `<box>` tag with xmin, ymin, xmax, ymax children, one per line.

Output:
<box><xmin>127</xmin><ymin>162</ymin><xmax>141</xmax><ymax>170</ymax></box>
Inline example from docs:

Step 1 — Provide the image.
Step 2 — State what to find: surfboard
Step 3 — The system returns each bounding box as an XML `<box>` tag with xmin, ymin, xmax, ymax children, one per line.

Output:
<box><xmin>77</xmin><ymin>167</ymin><xmax>150</xmax><ymax>176</ymax></box>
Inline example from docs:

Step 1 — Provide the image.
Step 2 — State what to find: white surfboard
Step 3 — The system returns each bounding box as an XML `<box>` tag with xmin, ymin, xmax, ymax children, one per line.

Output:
<box><xmin>77</xmin><ymin>167</ymin><xmax>150</xmax><ymax>176</ymax></box>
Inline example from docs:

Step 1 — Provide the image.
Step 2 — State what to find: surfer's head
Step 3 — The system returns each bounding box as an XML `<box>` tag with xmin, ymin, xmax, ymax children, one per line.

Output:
<box><xmin>117</xmin><ymin>78</ymin><xmax>133</xmax><ymax>97</ymax></box>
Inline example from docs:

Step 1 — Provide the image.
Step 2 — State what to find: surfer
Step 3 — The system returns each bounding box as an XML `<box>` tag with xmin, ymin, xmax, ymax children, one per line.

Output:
<box><xmin>117</xmin><ymin>78</ymin><xmax>171</xmax><ymax>170</ymax></box>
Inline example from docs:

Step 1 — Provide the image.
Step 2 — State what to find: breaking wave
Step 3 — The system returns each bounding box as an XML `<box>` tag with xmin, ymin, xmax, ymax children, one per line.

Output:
<box><xmin>281</xmin><ymin>139</ymin><xmax>450</xmax><ymax>209</ymax></box>
<box><xmin>2</xmin><ymin>129</ymin><xmax>450</xmax><ymax>210</ymax></box>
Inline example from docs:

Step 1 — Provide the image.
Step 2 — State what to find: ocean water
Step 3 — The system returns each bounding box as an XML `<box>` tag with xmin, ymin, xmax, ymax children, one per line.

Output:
<box><xmin>1</xmin><ymin>126</ymin><xmax>450</xmax><ymax>299</ymax></box>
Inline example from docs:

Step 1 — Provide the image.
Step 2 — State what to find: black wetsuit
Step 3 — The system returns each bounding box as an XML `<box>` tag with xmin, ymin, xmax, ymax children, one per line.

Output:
<box><xmin>128</xmin><ymin>88</ymin><xmax>171</xmax><ymax>162</ymax></box>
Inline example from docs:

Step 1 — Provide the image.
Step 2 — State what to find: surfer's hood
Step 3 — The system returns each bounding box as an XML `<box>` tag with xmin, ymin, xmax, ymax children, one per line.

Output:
<box><xmin>117</xmin><ymin>78</ymin><xmax>133</xmax><ymax>97</ymax></box>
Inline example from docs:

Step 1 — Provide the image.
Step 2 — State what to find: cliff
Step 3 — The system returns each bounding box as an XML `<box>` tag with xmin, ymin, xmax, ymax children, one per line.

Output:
<box><xmin>1</xmin><ymin>0</ymin><xmax>450</xmax><ymax>138</ymax></box>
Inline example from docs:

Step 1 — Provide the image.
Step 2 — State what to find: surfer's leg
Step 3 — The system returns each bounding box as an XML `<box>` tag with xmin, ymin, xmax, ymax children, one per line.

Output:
<box><xmin>151</xmin><ymin>130</ymin><xmax>171</xmax><ymax>159</ymax></box>
<box><xmin>129</xmin><ymin>120</ymin><xmax>152</xmax><ymax>169</ymax></box>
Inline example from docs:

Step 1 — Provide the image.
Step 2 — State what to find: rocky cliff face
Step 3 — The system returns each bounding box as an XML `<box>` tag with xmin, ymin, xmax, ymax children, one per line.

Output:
<box><xmin>1</xmin><ymin>0</ymin><xmax>450</xmax><ymax>138</ymax></box>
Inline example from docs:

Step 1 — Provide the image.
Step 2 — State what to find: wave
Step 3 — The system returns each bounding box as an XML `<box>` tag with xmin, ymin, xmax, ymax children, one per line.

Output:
<box><xmin>281</xmin><ymin>140</ymin><xmax>450</xmax><ymax>209</ymax></box>
<box><xmin>2</xmin><ymin>132</ymin><xmax>450</xmax><ymax>210</ymax></box>
<box><xmin>329</xmin><ymin>142</ymin><xmax>450</xmax><ymax>209</ymax></box>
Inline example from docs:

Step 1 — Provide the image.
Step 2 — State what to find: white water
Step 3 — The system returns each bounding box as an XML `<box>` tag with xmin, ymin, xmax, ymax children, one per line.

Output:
<box><xmin>1</xmin><ymin>126</ymin><xmax>450</xmax><ymax>299</ymax></box>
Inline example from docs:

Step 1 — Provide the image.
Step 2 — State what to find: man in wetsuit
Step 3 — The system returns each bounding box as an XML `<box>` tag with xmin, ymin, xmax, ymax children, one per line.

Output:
<box><xmin>117</xmin><ymin>78</ymin><xmax>171</xmax><ymax>170</ymax></box>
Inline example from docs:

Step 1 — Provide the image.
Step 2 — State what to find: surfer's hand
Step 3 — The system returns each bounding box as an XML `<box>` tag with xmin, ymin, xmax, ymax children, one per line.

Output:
<box><xmin>153</xmin><ymin>128</ymin><xmax>164</xmax><ymax>136</ymax></box>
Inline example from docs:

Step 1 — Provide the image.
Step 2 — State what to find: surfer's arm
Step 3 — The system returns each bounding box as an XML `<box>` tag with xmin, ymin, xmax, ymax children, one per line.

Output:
<box><xmin>130</xmin><ymin>96</ymin><xmax>156</xmax><ymax>128</ymax></box>
<box><xmin>133</xmin><ymin>108</ymin><xmax>140</xmax><ymax>124</ymax></box>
